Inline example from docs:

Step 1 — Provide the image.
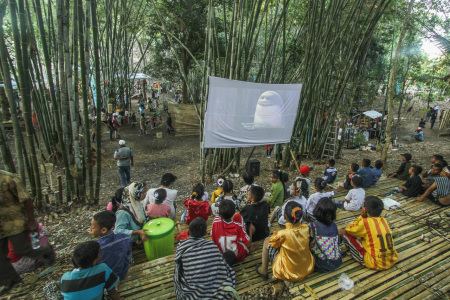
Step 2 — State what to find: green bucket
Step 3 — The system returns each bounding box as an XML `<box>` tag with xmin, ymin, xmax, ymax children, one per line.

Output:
<box><xmin>143</xmin><ymin>218</ymin><xmax>175</xmax><ymax>261</ymax></box>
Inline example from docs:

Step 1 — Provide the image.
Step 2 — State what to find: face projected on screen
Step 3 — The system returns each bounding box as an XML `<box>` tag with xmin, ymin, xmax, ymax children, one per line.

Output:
<box><xmin>253</xmin><ymin>91</ymin><xmax>283</xmax><ymax>128</ymax></box>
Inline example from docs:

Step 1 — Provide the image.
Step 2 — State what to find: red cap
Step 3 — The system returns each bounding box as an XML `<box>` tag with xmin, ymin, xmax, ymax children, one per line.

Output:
<box><xmin>300</xmin><ymin>165</ymin><xmax>313</xmax><ymax>175</ymax></box>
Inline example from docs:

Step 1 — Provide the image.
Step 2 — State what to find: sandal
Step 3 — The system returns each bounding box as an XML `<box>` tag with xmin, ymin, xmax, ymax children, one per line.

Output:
<box><xmin>255</xmin><ymin>264</ymin><xmax>269</xmax><ymax>280</ymax></box>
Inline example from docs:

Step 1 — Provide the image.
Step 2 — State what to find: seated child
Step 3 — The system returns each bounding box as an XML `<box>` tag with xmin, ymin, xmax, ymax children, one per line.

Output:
<box><xmin>270</xmin><ymin>181</ymin><xmax>307</xmax><ymax>226</ymax></box>
<box><xmin>183</xmin><ymin>183</ymin><xmax>212</xmax><ymax>225</ymax></box>
<box><xmin>371</xmin><ymin>160</ymin><xmax>383</xmax><ymax>185</ymax></box>
<box><xmin>422</xmin><ymin>154</ymin><xmax>444</xmax><ymax>178</ymax></box>
<box><xmin>323</xmin><ymin>159</ymin><xmax>338</xmax><ymax>184</ymax></box>
<box><xmin>241</xmin><ymin>186</ymin><xmax>270</xmax><ymax>241</ymax></box>
<box><xmin>388</xmin><ymin>153</ymin><xmax>412</xmax><ymax>180</ymax></box>
<box><xmin>211</xmin><ymin>180</ymin><xmax>239</xmax><ymax>215</ymax></box>
<box><xmin>358</xmin><ymin>158</ymin><xmax>373</xmax><ymax>188</ymax></box>
<box><xmin>309</xmin><ymin>198</ymin><xmax>342</xmax><ymax>272</ymax></box>
<box><xmin>90</xmin><ymin>211</ymin><xmax>132</xmax><ymax>281</ymax></box>
<box><xmin>174</xmin><ymin>218</ymin><xmax>236</xmax><ymax>299</ymax></box>
<box><xmin>146</xmin><ymin>188</ymin><xmax>171</xmax><ymax>219</ymax></box>
<box><xmin>238</xmin><ymin>172</ymin><xmax>258</xmax><ymax>209</ymax></box>
<box><xmin>106</xmin><ymin>187</ymin><xmax>125</xmax><ymax>212</ymax></box>
<box><xmin>417</xmin><ymin>166</ymin><xmax>450</xmax><ymax>207</ymax></box>
<box><xmin>306</xmin><ymin>178</ymin><xmax>334</xmax><ymax>220</ymax></box>
<box><xmin>256</xmin><ymin>202</ymin><xmax>314</xmax><ymax>282</ymax></box>
<box><xmin>211</xmin><ymin>176</ymin><xmax>225</xmax><ymax>203</ymax></box>
<box><xmin>340</xmin><ymin>196</ymin><xmax>398</xmax><ymax>270</ymax></box>
<box><xmin>422</xmin><ymin>163</ymin><xmax>443</xmax><ymax>190</ymax></box>
<box><xmin>60</xmin><ymin>241</ymin><xmax>120</xmax><ymax>299</ymax></box>
<box><xmin>334</xmin><ymin>176</ymin><xmax>365</xmax><ymax>211</ymax></box>
<box><xmin>338</xmin><ymin>163</ymin><xmax>359</xmax><ymax>190</ymax></box>
<box><xmin>211</xmin><ymin>200</ymin><xmax>252</xmax><ymax>265</ymax></box>
<box><xmin>266</xmin><ymin>170</ymin><xmax>285</xmax><ymax>208</ymax></box>
<box><xmin>386</xmin><ymin>165</ymin><xmax>423</xmax><ymax>197</ymax></box>
<box><xmin>295</xmin><ymin>165</ymin><xmax>313</xmax><ymax>198</ymax></box>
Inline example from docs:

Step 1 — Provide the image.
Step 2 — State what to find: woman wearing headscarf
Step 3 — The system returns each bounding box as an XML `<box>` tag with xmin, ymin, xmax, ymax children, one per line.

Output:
<box><xmin>114</xmin><ymin>182</ymin><xmax>149</xmax><ymax>243</ymax></box>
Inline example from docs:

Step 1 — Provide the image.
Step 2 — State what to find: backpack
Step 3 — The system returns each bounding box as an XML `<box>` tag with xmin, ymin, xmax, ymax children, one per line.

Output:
<box><xmin>296</xmin><ymin>178</ymin><xmax>309</xmax><ymax>198</ymax></box>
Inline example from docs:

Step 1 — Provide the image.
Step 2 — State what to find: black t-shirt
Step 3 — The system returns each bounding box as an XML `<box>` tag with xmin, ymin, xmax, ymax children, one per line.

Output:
<box><xmin>240</xmin><ymin>201</ymin><xmax>270</xmax><ymax>241</ymax></box>
<box><xmin>402</xmin><ymin>175</ymin><xmax>423</xmax><ymax>197</ymax></box>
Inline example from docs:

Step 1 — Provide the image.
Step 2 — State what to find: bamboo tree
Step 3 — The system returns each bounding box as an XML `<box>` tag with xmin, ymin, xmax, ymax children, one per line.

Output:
<box><xmin>381</xmin><ymin>0</ymin><xmax>414</xmax><ymax>167</ymax></box>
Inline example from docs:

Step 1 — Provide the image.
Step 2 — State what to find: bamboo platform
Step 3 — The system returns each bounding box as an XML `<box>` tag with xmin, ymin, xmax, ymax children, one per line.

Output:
<box><xmin>118</xmin><ymin>177</ymin><xmax>450</xmax><ymax>299</ymax></box>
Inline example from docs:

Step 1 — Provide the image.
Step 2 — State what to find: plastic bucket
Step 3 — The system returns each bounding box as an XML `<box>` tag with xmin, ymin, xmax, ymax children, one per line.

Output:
<box><xmin>143</xmin><ymin>218</ymin><xmax>175</xmax><ymax>261</ymax></box>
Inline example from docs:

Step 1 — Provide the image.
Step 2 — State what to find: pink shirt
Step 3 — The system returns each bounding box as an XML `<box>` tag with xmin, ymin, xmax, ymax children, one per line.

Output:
<box><xmin>146</xmin><ymin>203</ymin><xmax>171</xmax><ymax>219</ymax></box>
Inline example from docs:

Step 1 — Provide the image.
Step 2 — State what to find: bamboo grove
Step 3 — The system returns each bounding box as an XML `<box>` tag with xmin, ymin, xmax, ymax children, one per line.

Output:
<box><xmin>1</xmin><ymin>0</ymin><xmax>436</xmax><ymax>203</ymax></box>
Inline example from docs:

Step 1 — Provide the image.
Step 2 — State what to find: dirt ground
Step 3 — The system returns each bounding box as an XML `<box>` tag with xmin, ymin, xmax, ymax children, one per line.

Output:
<box><xmin>1</xmin><ymin>94</ymin><xmax>449</xmax><ymax>299</ymax></box>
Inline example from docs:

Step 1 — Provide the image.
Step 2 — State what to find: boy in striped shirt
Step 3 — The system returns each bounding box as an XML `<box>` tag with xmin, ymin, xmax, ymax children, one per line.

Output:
<box><xmin>339</xmin><ymin>196</ymin><xmax>398</xmax><ymax>270</ymax></box>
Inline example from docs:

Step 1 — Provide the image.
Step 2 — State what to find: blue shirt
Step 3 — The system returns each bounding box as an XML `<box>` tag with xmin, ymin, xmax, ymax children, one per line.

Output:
<box><xmin>414</xmin><ymin>131</ymin><xmax>424</xmax><ymax>141</ymax></box>
<box><xmin>323</xmin><ymin>167</ymin><xmax>337</xmax><ymax>183</ymax></box>
<box><xmin>358</xmin><ymin>167</ymin><xmax>373</xmax><ymax>188</ymax></box>
<box><xmin>60</xmin><ymin>263</ymin><xmax>119</xmax><ymax>300</ymax></box>
<box><xmin>98</xmin><ymin>232</ymin><xmax>132</xmax><ymax>280</ymax></box>
<box><xmin>114</xmin><ymin>210</ymin><xmax>142</xmax><ymax>243</ymax></box>
<box><xmin>371</xmin><ymin>169</ymin><xmax>382</xmax><ymax>185</ymax></box>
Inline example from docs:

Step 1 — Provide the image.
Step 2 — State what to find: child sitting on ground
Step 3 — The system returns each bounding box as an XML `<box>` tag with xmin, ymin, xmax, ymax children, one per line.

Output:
<box><xmin>358</xmin><ymin>158</ymin><xmax>374</xmax><ymax>188</ymax></box>
<box><xmin>106</xmin><ymin>187</ymin><xmax>125</xmax><ymax>212</ymax></box>
<box><xmin>334</xmin><ymin>176</ymin><xmax>365</xmax><ymax>211</ymax></box>
<box><xmin>306</xmin><ymin>178</ymin><xmax>334</xmax><ymax>221</ymax></box>
<box><xmin>323</xmin><ymin>159</ymin><xmax>338</xmax><ymax>184</ymax></box>
<box><xmin>60</xmin><ymin>241</ymin><xmax>120</xmax><ymax>299</ymax></box>
<box><xmin>266</xmin><ymin>170</ymin><xmax>285</xmax><ymax>208</ymax></box>
<box><xmin>241</xmin><ymin>186</ymin><xmax>270</xmax><ymax>242</ymax></box>
<box><xmin>338</xmin><ymin>163</ymin><xmax>359</xmax><ymax>190</ymax></box>
<box><xmin>309</xmin><ymin>197</ymin><xmax>342</xmax><ymax>272</ymax></box>
<box><xmin>371</xmin><ymin>160</ymin><xmax>383</xmax><ymax>185</ymax></box>
<box><xmin>295</xmin><ymin>165</ymin><xmax>313</xmax><ymax>198</ymax></box>
<box><xmin>211</xmin><ymin>176</ymin><xmax>226</xmax><ymax>203</ymax></box>
<box><xmin>422</xmin><ymin>163</ymin><xmax>443</xmax><ymax>190</ymax></box>
<box><xmin>256</xmin><ymin>202</ymin><xmax>314</xmax><ymax>282</ymax></box>
<box><xmin>90</xmin><ymin>211</ymin><xmax>132</xmax><ymax>281</ymax></box>
<box><xmin>386</xmin><ymin>165</ymin><xmax>423</xmax><ymax>197</ymax></box>
<box><xmin>145</xmin><ymin>189</ymin><xmax>171</xmax><ymax>219</ymax></box>
<box><xmin>422</xmin><ymin>154</ymin><xmax>444</xmax><ymax>178</ymax></box>
<box><xmin>211</xmin><ymin>180</ymin><xmax>239</xmax><ymax>215</ymax></box>
<box><xmin>211</xmin><ymin>200</ymin><xmax>255</xmax><ymax>265</ymax></box>
<box><xmin>339</xmin><ymin>196</ymin><xmax>398</xmax><ymax>270</ymax></box>
<box><xmin>270</xmin><ymin>181</ymin><xmax>307</xmax><ymax>227</ymax></box>
<box><xmin>238</xmin><ymin>172</ymin><xmax>258</xmax><ymax>209</ymax></box>
<box><xmin>388</xmin><ymin>153</ymin><xmax>412</xmax><ymax>180</ymax></box>
<box><xmin>183</xmin><ymin>183</ymin><xmax>212</xmax><ymax>225</ymax></box>
<box><xmin>174</xmin><ymin>218</ymin><xmax>236</xmax><ymax>299</ymax></box>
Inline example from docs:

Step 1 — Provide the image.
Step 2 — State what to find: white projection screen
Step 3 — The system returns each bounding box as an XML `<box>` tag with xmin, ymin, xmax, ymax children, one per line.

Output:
<box><xmin>204</xmin><ymin>76</ymin><xmax>302</xmax><ymax>148</ymax></box>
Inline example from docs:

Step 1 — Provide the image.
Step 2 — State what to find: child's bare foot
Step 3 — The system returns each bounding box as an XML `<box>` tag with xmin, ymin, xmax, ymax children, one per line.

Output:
<box><xmin>249</xmin><ymin>242</ymin><xmax>260</xmax><ymax>252</ymax></box>
<box><xmin>256</xmin><ymin>264</ymin><xmax>268</xmax><ymax>280</ymax></box>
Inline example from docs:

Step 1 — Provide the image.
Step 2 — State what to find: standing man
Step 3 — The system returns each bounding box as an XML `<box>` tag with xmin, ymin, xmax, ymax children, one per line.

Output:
<box><xmin>0</xmin><ymin>171</ymin><xmax>54</xmax><ymax>293</ymax></box>
<box><xmin>430</xmin><ymin>113</ymin><xmax>437</xmax><ymax>129</ymax></box>
<box><xmin>114</xmin><ymin>140</ymin><xmax>134</xmax><ymax>187</ymax></box>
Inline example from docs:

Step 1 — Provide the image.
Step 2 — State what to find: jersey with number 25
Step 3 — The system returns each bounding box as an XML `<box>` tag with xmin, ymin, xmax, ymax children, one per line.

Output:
<box><xmin>211</xmin><ymin>214</ymin><xmax>250</xmax><ymax>262</ymax></box>
<box><xmin>345</xmin><ymin>216</ymin><xmax>398</xmax><ymax>270</ymax></box>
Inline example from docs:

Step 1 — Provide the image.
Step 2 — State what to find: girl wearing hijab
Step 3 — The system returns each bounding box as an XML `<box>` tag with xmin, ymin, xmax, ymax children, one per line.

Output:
<box><xmin>114</xmin><ymin>182</ymin><xmax>149</xmax><ymax>243</ymax></box>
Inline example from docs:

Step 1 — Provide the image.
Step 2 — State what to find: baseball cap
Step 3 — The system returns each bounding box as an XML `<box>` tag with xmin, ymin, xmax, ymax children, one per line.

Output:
<box><xmin>401</xmin><ymin>153</ymin><xmax>412</xmax><ymax>161</ymax></box>
<box><xmin>119</xmin><ymin>140</ymin><xmax>126</xmax><ymax>145</ymax></box>
<box><xmin>300</xmin><ymin>165</ymin><xmax>313</xmax><ymax>175</ymax></box>
<box><xmin>417</xmin><ymin>127</ymin><xmax>422</xmax><ymax>130</ymax></box>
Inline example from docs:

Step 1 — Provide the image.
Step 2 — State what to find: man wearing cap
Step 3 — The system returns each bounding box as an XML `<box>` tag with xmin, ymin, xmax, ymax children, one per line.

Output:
<box><xmin>388</xmin><ymin>153</ymin><xmax>412</xmax><ymax>180</ymax></box>
<box><xmin>114</xmin><ymin>140</ymin><xmax>134</xmax><ymax>187</ymax></box>
<box><xmin>414</xmin><ymin>127</ymin><xmax>424</xmax><ymax>141</ymax></box>
<box><xmin>295</xmin><ymin>166</ymin><xmax>313</xmax><ymax>198</ymax></box>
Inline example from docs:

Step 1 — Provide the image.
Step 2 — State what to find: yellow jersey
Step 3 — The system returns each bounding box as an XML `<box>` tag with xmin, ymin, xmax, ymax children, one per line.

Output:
<box><xmin>345</xmin><ymin>216</ymin><xmax>398</xmax><ymax>270</ymax></box>
<box><xmin>210</xmin><ymin>187</ymin><xmax>223</xmax><ymax>203</ymax></box>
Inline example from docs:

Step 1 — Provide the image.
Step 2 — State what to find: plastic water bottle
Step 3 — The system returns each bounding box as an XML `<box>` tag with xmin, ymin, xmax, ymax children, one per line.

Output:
<box><xmin>30</xmin><ymin>233</ymin><xmax>40</xmax><ymax>249</ymax></box>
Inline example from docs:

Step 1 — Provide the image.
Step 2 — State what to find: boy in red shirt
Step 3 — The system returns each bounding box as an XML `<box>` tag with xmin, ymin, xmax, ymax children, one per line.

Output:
<box><xmin>211</xmin><ymin>200</ymin><xmax>253</xmax><ymax>266</ymax></box>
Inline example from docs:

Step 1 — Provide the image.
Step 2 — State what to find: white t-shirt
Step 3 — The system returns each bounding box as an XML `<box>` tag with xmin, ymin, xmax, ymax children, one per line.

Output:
<box><xmin>142</xmin><ymin>187</ymin><xmax>178</xmax><ymax>219</ymax></box>
<box><xmin>344</xmin><ymin>188</ymin><xmax>365</xmax><ymax>211</ymax></box>
<box><xmin>306</xmin><ymin>191</ymin><xmax>334</xmax><ymax>214</ymax></box>
<box><xmin>278</xmin><ymin>196</ymin><xmax>307</xmax><ymax>225</ymax></box>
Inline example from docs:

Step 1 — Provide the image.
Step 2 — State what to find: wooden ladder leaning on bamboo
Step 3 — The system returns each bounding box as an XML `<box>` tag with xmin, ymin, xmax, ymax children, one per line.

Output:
<box><xmin>321</xmin><ymin>119</ymin><xmax>339</xmax><ymax>160</ymax></box>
